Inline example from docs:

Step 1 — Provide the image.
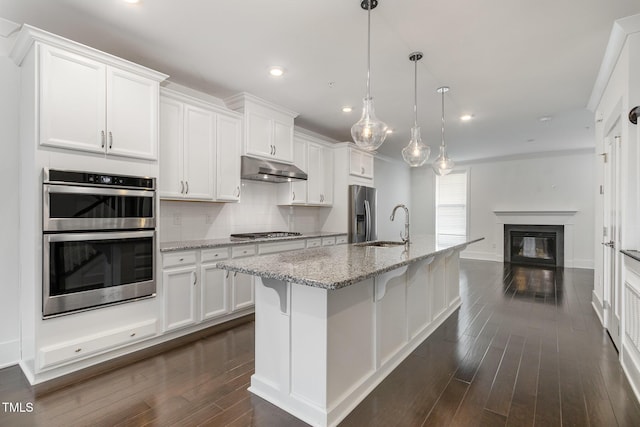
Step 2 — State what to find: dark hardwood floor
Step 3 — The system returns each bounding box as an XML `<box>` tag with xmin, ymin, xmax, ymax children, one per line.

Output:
<box><xmin>2</xmin><ymin>260</ymin><xmax>640</xmax><ymax>426</ymax></box>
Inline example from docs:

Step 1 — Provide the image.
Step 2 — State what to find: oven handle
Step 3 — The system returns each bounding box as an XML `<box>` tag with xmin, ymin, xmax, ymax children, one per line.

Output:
<box><xmin>44</xmin><ymin>230</ymin><xmax>155</xmax><ymax>243</ymax></box>
<box><xmin>44</xmin><ymin>185</ymin><xmax>154</xmax><ymax>198</ymax></box>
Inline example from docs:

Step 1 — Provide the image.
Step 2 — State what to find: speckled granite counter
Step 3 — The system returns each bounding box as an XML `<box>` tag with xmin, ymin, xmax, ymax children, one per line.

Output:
<box><xmin>215</xmin><ymin>235</ymin><xmax>483</xmax><ymax>289</ymax></box>
<box><xmin>622</xmin><ymin>250</ymin><xmax>640</xmax><ymax>263</ymax></box>
<box><xmin>160</xmin><ymin>231</ymin><xmax>346</xmax><ymax>252</ymax></box>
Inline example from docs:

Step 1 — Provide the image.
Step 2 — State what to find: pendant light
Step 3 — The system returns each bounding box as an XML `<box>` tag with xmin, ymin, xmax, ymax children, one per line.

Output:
<box><xmin>402</xmin><ymin>52</ymin><xmax>430</xmax><ymax>167</ymax></box>
<box><xmin>351</xmin><ymin>0</ymin><xmax>388</xmax><ymax>152</ymax></box>
<box><xmin>432</xmin><ymin>86</ymin><xmax>455</xmax><ymax>175</ymax></box>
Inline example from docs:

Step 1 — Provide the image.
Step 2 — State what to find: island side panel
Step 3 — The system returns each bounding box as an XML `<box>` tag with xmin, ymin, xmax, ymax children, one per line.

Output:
<box><xmin>446</xmin><ymin>251</ymin><xmax>461</xmax><ymax>307</ymax></box>
<box><xmin>377</xmin><ymin>272</ymin><xmax>409</xmax><ymax>366</ymax></box>
<box><xmin>407</xmin><ymin>257</ymin><xmax>433</xmax><ymax>339</ymax></box>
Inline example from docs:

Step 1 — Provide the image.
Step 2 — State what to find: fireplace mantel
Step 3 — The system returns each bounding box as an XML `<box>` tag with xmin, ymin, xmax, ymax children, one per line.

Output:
<box><xmin>493</xmin><ymin>210</ymin><xmax>578</xmax><ymax>267</ymax></box>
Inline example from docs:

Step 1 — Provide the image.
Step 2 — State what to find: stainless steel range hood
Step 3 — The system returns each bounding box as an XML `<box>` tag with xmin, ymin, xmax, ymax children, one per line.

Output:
<box><xmin>240</xmin><ymin>156</ymin><xmax>307</xmax><ymax>183</ymax></box>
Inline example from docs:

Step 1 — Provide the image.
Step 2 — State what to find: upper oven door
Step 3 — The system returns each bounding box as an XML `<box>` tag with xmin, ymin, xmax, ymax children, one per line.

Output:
<box><xmin>44</xmin><ymin>184</ymin><xmax>155</xmax><ymax>231</ymax></box>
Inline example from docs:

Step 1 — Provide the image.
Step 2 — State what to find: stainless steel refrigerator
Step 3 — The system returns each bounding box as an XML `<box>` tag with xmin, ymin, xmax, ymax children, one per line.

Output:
<box><xmin>348</xmin><ymin>185</ymin><xmax>377</xmax><ymax>243</ymax></box>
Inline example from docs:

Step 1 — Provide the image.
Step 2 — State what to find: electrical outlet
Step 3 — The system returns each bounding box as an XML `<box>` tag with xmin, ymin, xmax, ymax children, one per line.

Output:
<box><xmin>173</xmin><ymin>213</ymin><xmax>182</xmax><ymax>226</ymax></box>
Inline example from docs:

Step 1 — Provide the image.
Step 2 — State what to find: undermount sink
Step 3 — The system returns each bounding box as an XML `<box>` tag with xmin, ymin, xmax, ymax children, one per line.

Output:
<box><xmin>356</xmin><ymin>241</ymin><xmax>406</xmax><ymax>248</ymax></box>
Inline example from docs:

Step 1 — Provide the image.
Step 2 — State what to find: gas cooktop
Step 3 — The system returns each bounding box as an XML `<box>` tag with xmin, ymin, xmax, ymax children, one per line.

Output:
<box><xmin>230</xmin><ymin>231</ymin><xmax>302</xmax><ymax>240</ymax></box>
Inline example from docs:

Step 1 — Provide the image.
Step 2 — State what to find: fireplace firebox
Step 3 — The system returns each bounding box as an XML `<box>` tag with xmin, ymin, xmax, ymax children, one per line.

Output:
<box><xmin>504</xmin><ymin>224</ymin><xmax>564</xmax><ymax>267</ymax></box>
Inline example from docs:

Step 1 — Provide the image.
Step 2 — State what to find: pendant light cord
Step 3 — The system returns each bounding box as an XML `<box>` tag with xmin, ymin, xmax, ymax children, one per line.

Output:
<box><xmin>366</xmin><ymin>0</ymin><xmax>371</xmax><ymax>100</ymax></box>
<box><xmin>413</xmin><ymin>58</ymin><xmax>418</xmax><ymax>128</ymax></box>
<box><xmin>440</xmin><ymin>89</ymin><xmax>446</xmax><ymax>147</ymax></box>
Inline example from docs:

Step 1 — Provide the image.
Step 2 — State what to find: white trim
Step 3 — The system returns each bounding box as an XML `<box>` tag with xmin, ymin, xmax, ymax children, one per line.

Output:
<box><xmin>455</xmin><ymin>147</ymin><xmax>595</xmax><ymax>166</ymax></box>
<box><xmin>493</xmin><ymin>210</ymin><xmax>578</xmax><ymax>267</ymax></box>
<box><xmin>0</xmin><ymin>17</ymin><xmax>20</xmax><ymax>38</ymax></box>
<box><xmin>587</xmin><ymin>14</ymin><xmax>640</xmax><ymax>111</ymax></box>
<box><xmin>592</xmin><ymin>290</ymin><xmax>605</xmax><ymax>326</ymax></box>
<box><xmin>460</xmin><ymin>250</ymin><xmax>497</xmax><ymax>262</ymax></box>
<box><xmin>224</xmin><ymin>92</ymin><xmax>299</xmax><ymax>118</ymax></box>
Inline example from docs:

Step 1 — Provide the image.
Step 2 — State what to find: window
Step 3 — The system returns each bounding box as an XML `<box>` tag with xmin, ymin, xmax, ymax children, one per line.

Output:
<box><xmin>435</xmin><ymin>170</ymin><xmax>468</xmax><ymax>243</ymax></box>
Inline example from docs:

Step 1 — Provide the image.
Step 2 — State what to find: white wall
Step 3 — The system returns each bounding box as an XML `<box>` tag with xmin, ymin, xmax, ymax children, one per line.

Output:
<box><xmin>410</xmin><ymin>165</ymin><xmax>436</xmax><ymax>236</ymax></box>
<box><xmin>159</xmin><ymin>181</ymin><xmax>322</xmax><ymax>242</ymax></box>
<box><xmin>411</xmin><ymin>150</ymin><xmax>596</xmax><ymax>268</ymax></box>
<box><xmin>0</xmin><ymin>30</ymin><xmax>21</xmax><ymax>368</ymax></box>
<box><xmin>374</xmin><ymin>157</ymin><xmax>412</xmax><ymax>241</ymax></box>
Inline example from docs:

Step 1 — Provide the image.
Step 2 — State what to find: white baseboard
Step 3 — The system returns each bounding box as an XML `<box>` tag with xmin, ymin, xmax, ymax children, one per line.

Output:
<box><xmin>622</xmin><ymin>344</ymin><xmax>640</xmax><ymax>405</ymax></box>
<box><xmin>592</xmin><ymin>290</ymin><xmax>605</xmax><ymax>326</ymax></box>
<box><xmin>460</xmin><ymin>250</ymin><xmax>497</xmax><ymax>262</ymax></box>
<box><xmin>0</xmin><ymin>339</ymin><xmax>20</xmax><ymax>369</ymax></box>
<box><xmin>573</xmin><ymin>259</ymin><xmax>595</xmax><ymax>269</ymax></box>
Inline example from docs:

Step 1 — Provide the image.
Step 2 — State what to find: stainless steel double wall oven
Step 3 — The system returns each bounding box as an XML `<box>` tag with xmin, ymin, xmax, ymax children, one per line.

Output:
<box><xmin>42</xmin><ymin>169</ymin><xmax>157</xmax><ymax>317</ymax></box>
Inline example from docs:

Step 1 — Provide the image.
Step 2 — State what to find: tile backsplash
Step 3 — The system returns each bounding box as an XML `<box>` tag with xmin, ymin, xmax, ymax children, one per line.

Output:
<box><xmin>159</xmin><ymin>180</ymin><xmax>321</xmax><ymax>242</ymax></box>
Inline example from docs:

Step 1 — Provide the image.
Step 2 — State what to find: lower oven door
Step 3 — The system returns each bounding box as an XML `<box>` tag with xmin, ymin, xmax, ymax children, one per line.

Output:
<box><xmin>43</xmin><ymin>230</ymin><xmax>156</xmax><ymax>317</ymax></box>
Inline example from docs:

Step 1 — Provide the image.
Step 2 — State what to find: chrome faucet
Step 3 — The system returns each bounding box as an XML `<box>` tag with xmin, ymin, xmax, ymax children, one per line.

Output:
<box><xmin>390</xmin><ymin>204</ymin><xmax>410</xmax><ymax>245</ymax></box>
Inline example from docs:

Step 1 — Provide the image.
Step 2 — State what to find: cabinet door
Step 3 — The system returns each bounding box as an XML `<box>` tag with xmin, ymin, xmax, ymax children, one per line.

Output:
<box><xmin>183</xmin><ymin>105</ymin><xmax>215</xmax><ymax>200</ymax></box>
<box><xmin>232</xmin><ymin>272</ymin><xmax>254</xmax><ymax>311</ymax></box>
<box><xmin>290</xmin><ymin>138</ymin><xmax>307</xmax><ymax>204</ymax></box>
<box><xmin>216</xmin><ymin>114</ymin><xmax>242</xmax><ymax>201</ymax></box>
<box><xmin>360</xmin><ymin>151</ymin><xmax>374</xmax><ymax>179</ymax></box>
<box><xmin>349</xmin><ymin>149</ymin><xmax>374</xmax><ymax>179</ymax></box>
<box><xmin>273</xmin><ymin>120</ymin><xmax>294</xmax><ymax>162</ymax></box>
<box><xmin>163</xmin><ymin>266</ymin><xmax>197</xmax><ymax>331</ymax></box>
<box><xmin>322</xmin><ymin>145</ymin><xmax>334</xmax><ymax>205</ymax></box>
<box><xmin>307</xmin><ymin>143</ymin><xmax>323</xmax><ymax>204</ymax></box>
<box><xmin>106</xmin><ymin>66</ymin><xmax>159</xmax><ymax>160</ymax></box>
<box><xmin>201</xmin><ymin>263</ymin><xmax>229</xmax><ymax>320</ymax></box>
<box><xmin>39</xmin><ymin>45</ymin><xmax>106</xmax><ymax>154</ymax></box>
<box><xmin>159</xmin><ymin>97</ymin><xmax>185</xmax><ymax>199</ymax></box>
<box><xmin>245</xmin><ymin>109</ymin><xmax>273</xmax><ymax>158</ymax></box>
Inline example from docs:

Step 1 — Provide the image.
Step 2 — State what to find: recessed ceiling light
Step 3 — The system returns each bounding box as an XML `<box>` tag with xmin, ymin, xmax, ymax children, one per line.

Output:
<box><xmin>386</xmin><ymin>129</ymin><xmax>393</xmax><ymax>134</ymax></box>
<box><xmin>460</xmin><ymin>114</ymin><xmax>473</xmax><ymax>121</ymax></box>
<box><xmin>342</xmin><ymin>106</ymin><xmax>352</xmax><ymax>113</ymax></box>
<box><xmin>269</xmin><ymin>66</ymin><xmax>284</xmax><ymax>77</ymax></box>
<box><xmin>539</xmin><ymin>116</ymin><xmax>552</xmax><ymax>122</ymax></box>
<box><xmin>123</xmin><ymin>0</ymin><xmax>140</xmax><ymax>4</ymax></box>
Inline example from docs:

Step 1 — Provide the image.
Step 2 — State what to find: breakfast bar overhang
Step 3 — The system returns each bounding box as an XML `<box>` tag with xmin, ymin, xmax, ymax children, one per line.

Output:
<box><xmin>216</xmin><ymin>235</ymin><xmax>483</xmax><ymax>427</ymax></box>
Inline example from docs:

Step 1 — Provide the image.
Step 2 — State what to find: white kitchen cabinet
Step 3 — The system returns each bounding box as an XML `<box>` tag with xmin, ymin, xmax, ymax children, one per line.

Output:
<box><xmin>225</xmin><ymin>92</ymin><xmax>298</xmax><ymax>163</ymax></box>
<box><xmin>307</xmin><ymin>142</ymin><xmax>333</xmax><ymax>206</ymax></box>
<box><xmin>349</xmin><ymin>147</ymin><xmax>374</xmax><ymax>180</ymax></box>
<box><xmin>279</xmin><ymin>138</ymin><xmax>308</xmax><ymax>205</ymax></box>
<box><xmin>215</xmin><ymin>114</ymin><xmax>242</xmax><ymax>202</ymax></box>
<box><xmin>163</xmin><ymin>260</ymin><xmax>198</xmax><ymax>332</ymax></box>
<box><xmin>159</xmin><ymin>93</ymin><xmax>215</xmax><ymax>201</ymax></box>
<box><xmin>38</xmin><ymin>44</ymin><xmax>162</xmax><ymax>160</ymax></box>
<box><xmin>231</xmin><ymin>245</ymin><xmax>256</xmax><ymax>311</ymax></box>
<box><xmin>201</xmin><ymin>248</ymin><xmax>230</xmax><ymax>320</ymax></box>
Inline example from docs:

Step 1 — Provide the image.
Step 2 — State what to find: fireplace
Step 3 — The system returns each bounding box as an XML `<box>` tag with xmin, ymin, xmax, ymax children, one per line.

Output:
<box><xmin>504</xmin><ymin>224</ymin><xmax>564</xmax><ymax>267</ymax></box>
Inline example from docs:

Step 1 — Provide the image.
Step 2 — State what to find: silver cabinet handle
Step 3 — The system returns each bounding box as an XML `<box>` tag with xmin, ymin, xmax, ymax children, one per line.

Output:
<box><xmin>361</xmin><ymin>166</ymin><xmax>365</xmax><ymax>174</ymax></box>
<box><xmin>109</xmin><ymin>131</ymin><xmax>113</xmax><ymax>149</ymax></box>
<box><xmin>234</xmin><ymin>271</ymin><xmax>238</xmax><ymax>277</ymax></box>
<box><xmin>101</xmin><ymin>130</ymin><xmax>105</xmax><ymax>148</ymax></box>
<box><xmin>274</xmin><ymin>145</ymin><xmax>277</xmax><ymax>156</ymax></box>
<box><xmin>235</xmin><ymin>186</ymin><xmax>240</xmax><ymax>197</ymax></box>
<box><xmin>130</xmin><ymin>332</ymin><xmax>136</xmax><ymax>337</ymax></box>
<box><xmin>225</xmin><ymin>271</ymin><xmax>230</xmax><ymax>279</ymax></box>
<box><xmin>271</xmin><ymin>145</ymin><xmax>275</xmax><ymax>155</ymax></box>
<box><xmin>192</xmin><ymin>271</ymin><xmax>197</xmax><ymax>285</ymax></box>
<box><xmin>180</xmin><ymin>181</ymin><xmax>184</xmax><ymax>194</ymax></box>
<box><xmin>292</xmin><ymin>191</ymin><xmax>295</xmax><ymax>201</ymax></box>
<box><xmin>185</xmin><ymin>181</ymin><xmax>189</xmax><ymax>194</ymax></box>
<box><xmin>75</xmin><ymin>348</ymin><xmax>82</xmax><ymax>353</ymax></box>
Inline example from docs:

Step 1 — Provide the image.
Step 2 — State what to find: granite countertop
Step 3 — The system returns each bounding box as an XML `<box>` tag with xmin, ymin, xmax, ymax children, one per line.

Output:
<box><xmin>622</xmin><ymin>250</ymin><xmax>640</xmax><ymax>263</ymax></box>
<box><xmin>214</xmin><ymin>235</ymin><xmax>483</xmax><ymax>290</ymax></box>
<box><xmin>160</xmin><ymin>231</ymin><xmax>347</xmax><ymax>252</ymax></box>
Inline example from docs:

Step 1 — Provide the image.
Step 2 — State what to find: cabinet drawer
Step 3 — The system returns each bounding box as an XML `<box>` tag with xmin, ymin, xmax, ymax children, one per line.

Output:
<box><xmin>39</xmin><ymin>319</ymin><xmax>157</xmax><ymax>370</ymax></box>
<box><xmin>322</xmin><ymin>237</ymin><xmax>336</xmax><ymax>246</ymax></box>
<box><xmin>201</xmin><ymin>247</ymin><xmax>229</xmax><ymax>263</ymax></box>
<box><xmin>232</xmin><ymin>245</ymin><xmax>257</xmax><ymax>258</ymax></box>
<box><xmin>162</xmin><ymin>251</ymin><xmax>197</xmax><ymax>269</ymax></box>
<box><xmin>336</xmin><ymin>235</ymin><xmax>348</xmax><ymax>245</ymax></box>
<box><xmin>306</xmin><ymin>238</ymin><xmax>322</xmax><ymax>248</ymax></box>
<box><xmin>259</xmin><ymin>240</ymin><xmax>306</xmax><ymax>254</ymax></box>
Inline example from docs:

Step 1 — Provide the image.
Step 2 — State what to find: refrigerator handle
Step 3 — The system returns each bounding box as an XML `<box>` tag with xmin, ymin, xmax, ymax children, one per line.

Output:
<box><xmin>364</xmin><ymin>199</ymin><xmax>371</xmax><ymax>241</ymax></box>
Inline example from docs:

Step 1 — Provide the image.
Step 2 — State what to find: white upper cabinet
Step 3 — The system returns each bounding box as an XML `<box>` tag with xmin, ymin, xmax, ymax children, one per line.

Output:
<box><xmin>225</xmin><ymin>93</ymin><xmax>298</xmax><ymax>163</ymax></box>
<box><xmin>279</xmin><ymin>133</ymin><xmax>333</xmax><ymax>207</ymax></box>
<box><xmin>37</xmin><ymin>43</ymin><xmax>163</xmax><ymax>160</ymax></box>
<box><xmin>10</xmin><ymin>26</ymin><xmax>167</xmax><ymax>161</ymax></box>
<box><xmin>159</xmin><ymin>88</ymin><xmax>242</xmax><ymax>202</ymax></box>
<box><xmin>349</xmin><ymin>147</ymin><xmax>374</xmax><ymax>179</ymax></box>
<box><xmin>215</xmin><ymin>114</ymin><xmax>242</xmax><ymax>202</ymax></box>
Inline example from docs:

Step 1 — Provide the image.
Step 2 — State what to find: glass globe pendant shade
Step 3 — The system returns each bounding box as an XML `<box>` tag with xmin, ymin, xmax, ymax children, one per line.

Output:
<box><xmin>432</xmin><ymin>144</ymin><xmax>455</xmax><ymax>176</ymax></box>
<box><xmin>402</xmin><ymin>126</ymin><xmax>430</xmax><ymax>167</ymax></box>
<box><xmin>351</xmin><ymin>97</ymin><xmax>388</xmax><ymax>152</ymax></box>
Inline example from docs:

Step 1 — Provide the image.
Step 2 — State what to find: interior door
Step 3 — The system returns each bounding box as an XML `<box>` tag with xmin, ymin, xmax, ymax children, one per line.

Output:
<box><xmin>602</xmin><ymin>120</ymin><xmax>622</xmax><ymax>350</ymax></box>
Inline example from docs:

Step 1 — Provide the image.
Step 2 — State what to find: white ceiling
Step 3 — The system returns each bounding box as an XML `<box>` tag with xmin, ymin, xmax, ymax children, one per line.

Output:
<box><xmin>1</xmin><ymin>0</ymin><xmax>639</xmax><ymax>162</ymax></box>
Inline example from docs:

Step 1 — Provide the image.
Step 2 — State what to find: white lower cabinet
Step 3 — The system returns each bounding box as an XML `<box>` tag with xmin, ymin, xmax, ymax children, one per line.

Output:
<box><xmin>163</xmin><ymin>259</ymin><xmax>198</xmax><ymax>332</ymax></box>
<box><xmin>231</xmin><ymin>245</ymin><xmax>257</xmax><ymax>311</ymax></box>
<box><xmin>201</xmin><ymin>263</ymin><xmax>229</xmax><ymax>320</ymax></box>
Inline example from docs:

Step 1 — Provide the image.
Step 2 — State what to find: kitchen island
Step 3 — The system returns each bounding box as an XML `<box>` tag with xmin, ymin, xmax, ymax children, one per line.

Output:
<box><xmin>216</xmin><ymin>235</ymin><xmax>482</xmax><ymax>427</ymax></box>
